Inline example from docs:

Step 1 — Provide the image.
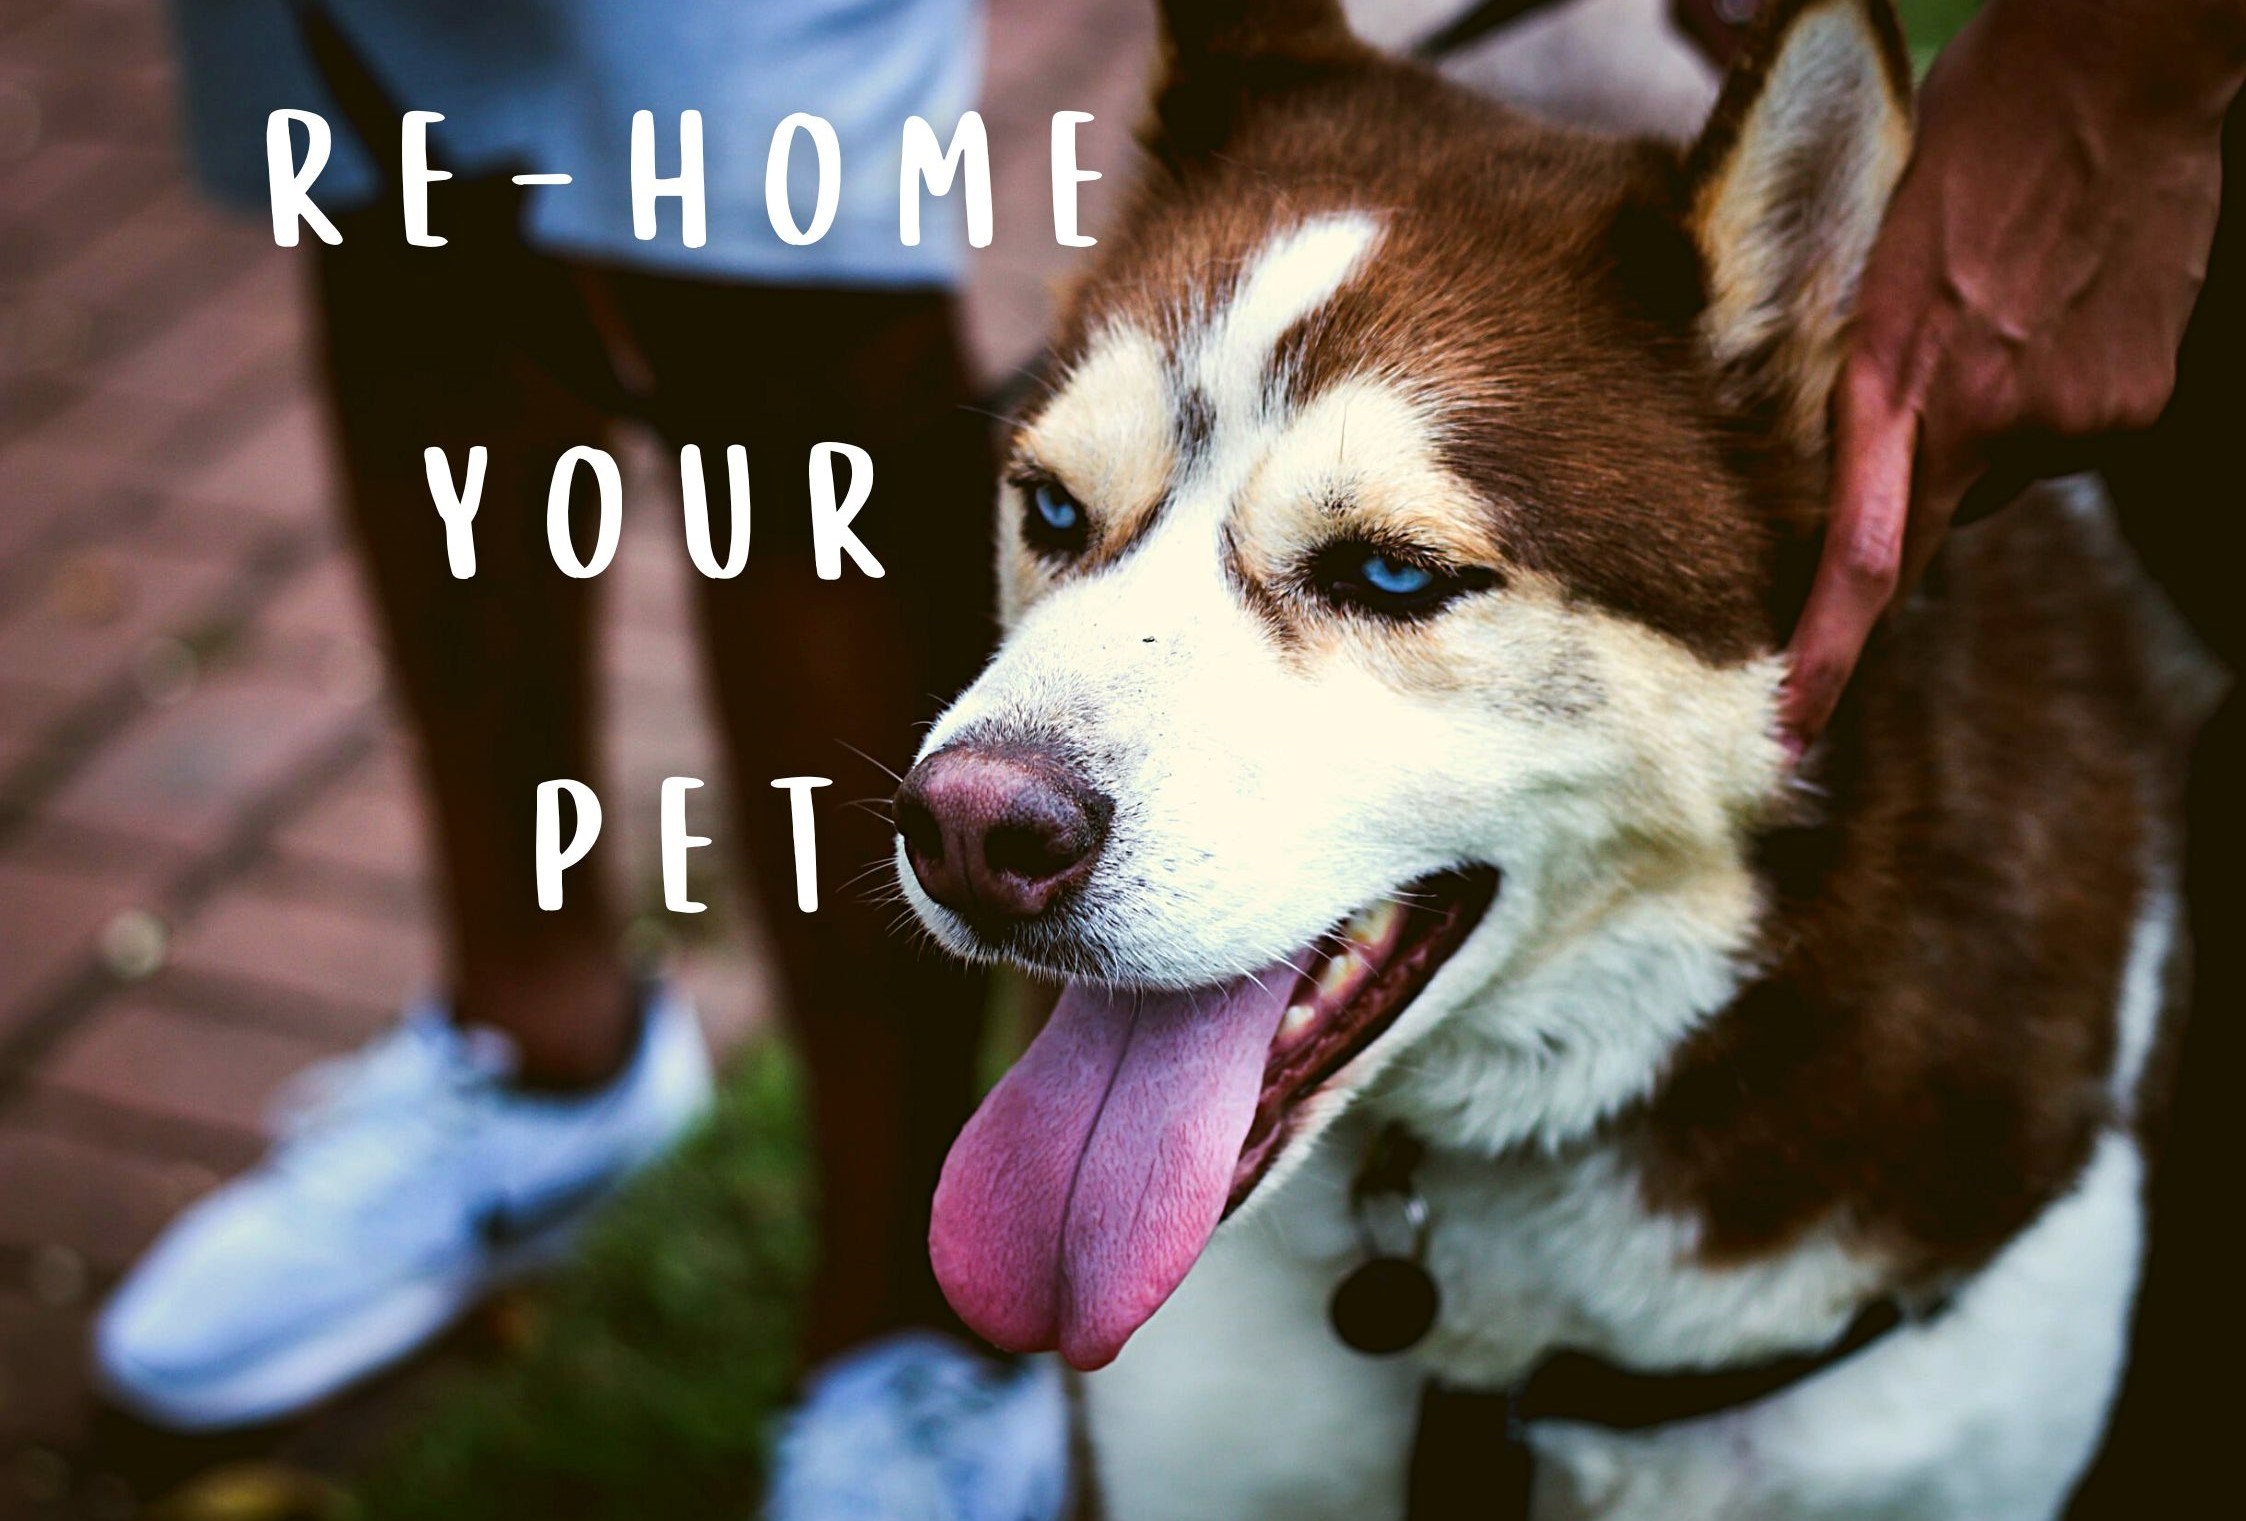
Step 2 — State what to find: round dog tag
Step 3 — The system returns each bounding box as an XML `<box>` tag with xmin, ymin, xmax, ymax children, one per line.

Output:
<box><xmin>1330</xmin><ymin>1255</ymin><xmax>1440</xmax><ymax>1355</ymax></box>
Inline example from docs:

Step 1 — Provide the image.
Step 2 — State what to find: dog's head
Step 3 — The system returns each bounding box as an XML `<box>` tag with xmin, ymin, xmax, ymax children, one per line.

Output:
<box><xmin>898</xmin><ymin>0</ymin><xmax>1910</xmax><ymax>1369</ymax></box>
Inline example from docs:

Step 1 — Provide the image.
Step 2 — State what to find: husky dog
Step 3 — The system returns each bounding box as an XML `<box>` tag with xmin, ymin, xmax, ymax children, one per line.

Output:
<box><xmin>892</xmin><ymin>2</ymin><xmax>2205</xmax><ymax>1515</ymax></box>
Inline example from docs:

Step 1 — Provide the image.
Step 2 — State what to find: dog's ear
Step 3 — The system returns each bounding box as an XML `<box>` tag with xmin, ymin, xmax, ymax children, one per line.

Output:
<box><xmin>1684</xmin><ymin>0</ymin><xmax>1911</xmax><ymax>451</ymax></box>
<box><xmin>1150</xmin><ymin>0</ymin><xmax>1369</xmax><ymax>161</ymax></box>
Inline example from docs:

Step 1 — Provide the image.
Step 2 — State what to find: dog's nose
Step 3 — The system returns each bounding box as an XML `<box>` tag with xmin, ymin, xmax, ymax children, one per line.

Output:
<box><xmin>894</xmin><ymin>743</ymin><xmax>1108</xmax><ymax>921</ymax></box>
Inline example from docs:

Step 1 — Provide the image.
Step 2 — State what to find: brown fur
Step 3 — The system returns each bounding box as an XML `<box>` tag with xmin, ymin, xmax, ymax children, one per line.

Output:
<box><xmin>1014</xmin><ymin>0</ymin><xmax>2200</xmax><ymax>1285</ymax></box>
<box><xmin>1031</xmin><ymin>38</ymin><xmax>1791</xmax><ymax>664</ymax></box>
<box><xmin>1639</xmin><ymin>490</ymin><xmax>2189</xmax><ymax>1274</ymax></box>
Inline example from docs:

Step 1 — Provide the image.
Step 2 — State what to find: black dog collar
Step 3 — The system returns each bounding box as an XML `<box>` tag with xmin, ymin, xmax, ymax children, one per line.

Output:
<box><xmin>1333</xmin><ymin>1126</ymin><xmax>1931</xmax><ymax>1519</ymax></box>
<box><xmin>1405</xmin><ymin>1298</ymin><xmax>1924</xmax><ymax>1521</ymax></box>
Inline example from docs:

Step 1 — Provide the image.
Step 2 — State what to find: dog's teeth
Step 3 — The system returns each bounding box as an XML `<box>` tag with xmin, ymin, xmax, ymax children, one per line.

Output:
<box><xmin>1342</xmin><ymin>901</ymin><xmax>1403</xmax><ymax>948</ymax></box>
<box><xmin>1280</xmin><ymin>1003</ymin><xmax>1318</xmax><ymax>1042</ymax></box>
<box><xmin>1318</xmin><ymin>950</ymin><xmax>1363</xmax><ymax>1000</ymax></box>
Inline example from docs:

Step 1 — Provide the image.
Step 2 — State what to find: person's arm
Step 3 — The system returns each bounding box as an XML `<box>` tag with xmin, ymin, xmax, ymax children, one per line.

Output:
<box><xmin>1780</xmin><ymin>0</ymin><xmax>2246</xmax><ymax>747</ymax></box>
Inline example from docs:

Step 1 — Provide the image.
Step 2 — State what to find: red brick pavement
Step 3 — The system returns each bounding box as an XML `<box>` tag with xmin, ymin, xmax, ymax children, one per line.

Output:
<box><xmin>0</xmin><ymin>0</ymin><xmax>1726</xmax><ymax>1508</ymax></box>
<box><xmin>0</xmin><ymin>2</ymin><xmax>1740</xmax><ymax>1515</ymax></box>
<box><xmin>0</xmin><ymin>0</ymin><xmax>1153</xmax><ymax>1511</ymax></box>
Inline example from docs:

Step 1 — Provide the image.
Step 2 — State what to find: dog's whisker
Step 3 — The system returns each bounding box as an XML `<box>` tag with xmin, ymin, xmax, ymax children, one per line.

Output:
<box><xmin>836</xmin><ymin>739</ymin><xmax>906</xmax><ymax>785</ymax></box>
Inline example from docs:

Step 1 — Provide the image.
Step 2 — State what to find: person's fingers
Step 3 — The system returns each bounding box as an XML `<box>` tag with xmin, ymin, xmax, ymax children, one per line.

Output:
<box><xmin>1894</xmin><ymin>443</ymin><xmax>1980</xmax><ymax>609</ymax></box>
<box><xmin>1781</xmin><ymin>362</ymin><xmax>1916</xmax><ymax>748</ymax></box>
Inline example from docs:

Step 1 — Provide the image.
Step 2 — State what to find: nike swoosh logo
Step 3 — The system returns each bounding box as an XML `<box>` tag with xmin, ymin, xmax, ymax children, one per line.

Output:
<box><xmin>477</xmin><ymin>1174</ymin><xmax>617</xmax><ymax>1252</ymax></box>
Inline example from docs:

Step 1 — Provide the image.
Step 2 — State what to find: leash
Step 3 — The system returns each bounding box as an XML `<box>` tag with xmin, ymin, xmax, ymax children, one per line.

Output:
<box><xmin>1412</xmin><ymin>0</ymin><xmax>1573</xmax><ymax>61</ymax></box>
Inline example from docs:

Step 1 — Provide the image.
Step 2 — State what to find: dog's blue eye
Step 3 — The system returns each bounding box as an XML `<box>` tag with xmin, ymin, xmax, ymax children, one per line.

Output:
<box><xmin>1019</xmin><ymin>476</ymin><xmax>1090</xmax><ymax>556</ymax></box>
<box><xmin>1310</xmin><ymin>540</ymin><xmax>1494</xmax><ymax>618</ymax></box>
<box><xmin>1359</xmin><ymin>555</ymin><xmax>1432</xmax><ymax>597</ymax></box>
<box><xmin>1033</xmin><ymin>482</ymin><xmax>1080</xmax><ymax>534</ymax></box>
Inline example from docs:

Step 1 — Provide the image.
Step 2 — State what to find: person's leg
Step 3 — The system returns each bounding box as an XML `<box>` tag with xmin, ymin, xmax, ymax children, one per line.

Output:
<box><xmin>314</xmin><ymin>189</ymin><xmax>636</xmax><ymax>1087</ymax></box>
<box><xmin>601</xmin><ymin>273</ymin><xmax>996</xmax><ymax>1357</ymax></box>
<box><xmin>94</xmin><ymin>188</ymin><xmax>713</xmax><ymax>1431</ymax></box>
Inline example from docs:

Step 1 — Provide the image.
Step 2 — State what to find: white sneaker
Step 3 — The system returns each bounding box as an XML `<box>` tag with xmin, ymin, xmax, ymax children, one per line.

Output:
<box><xmin>94</xmin><ymin>989</ymin><xmax>713</xmax><ymax>1429</ymax></box>
<box><xmin>768</xmin><ymin>1332</ymin><xmax>1072</xmax><ymax>1521</ymax></box>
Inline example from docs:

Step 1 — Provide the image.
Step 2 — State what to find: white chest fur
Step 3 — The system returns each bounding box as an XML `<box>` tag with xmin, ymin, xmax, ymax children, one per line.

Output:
<box><xmin>1082</xmin><ymin>880</ymin><xmax>2176</xmax><ymax>1520</ymax></box>
<box><xmin>1087</xmin><ymin>840</ymin><xmax>2174</xmax><ymax>1518</ymax></box>
<box><xmin>1084</xmin><ymin>1124</ymin><xmax>2144</xmax><ymax>1521</ymax></box>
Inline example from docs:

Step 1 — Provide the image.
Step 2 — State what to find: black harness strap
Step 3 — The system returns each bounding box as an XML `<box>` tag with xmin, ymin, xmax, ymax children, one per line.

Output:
<box><xmin>1406</xmin><ymin>1299</ymin><xmax>1915</xmax><ymax>1520</ymax></box>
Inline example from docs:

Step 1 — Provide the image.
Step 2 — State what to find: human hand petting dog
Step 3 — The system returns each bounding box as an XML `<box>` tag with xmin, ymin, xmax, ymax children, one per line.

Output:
<box><xmin>1778</xmin><ymin>0</ymin><xmax>2246</xmax><ymax>746</ymax></box>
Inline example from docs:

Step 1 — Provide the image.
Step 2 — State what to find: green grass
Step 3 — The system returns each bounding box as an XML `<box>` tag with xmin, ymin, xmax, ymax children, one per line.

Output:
<box><xmin>355</xmin><ymin>1045</ymin><xmax>811</xmax><ymax>1521</ymax></box>
<box><xmin>1898</xmin><ymin>0</ymin><xmax>1980</xmax><ymax>69</ymax></box>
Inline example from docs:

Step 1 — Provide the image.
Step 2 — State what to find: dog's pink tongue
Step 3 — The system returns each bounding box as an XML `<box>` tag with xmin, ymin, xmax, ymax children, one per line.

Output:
<box><xmin>931</xmin><ymin>968</ymin><xmax>1294</xmax><ymax>1370</ymax></box>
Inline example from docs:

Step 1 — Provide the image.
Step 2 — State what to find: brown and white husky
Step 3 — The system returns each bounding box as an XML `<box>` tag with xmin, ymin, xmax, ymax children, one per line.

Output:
<box><xmin>891</xmin><ymin>2</ymin><xmax>2208</xmax><ymax>1515</ymax></box>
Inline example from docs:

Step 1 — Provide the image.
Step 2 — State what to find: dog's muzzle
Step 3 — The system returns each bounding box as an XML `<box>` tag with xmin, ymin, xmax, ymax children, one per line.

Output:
<box><xmin>894</xmin><ymin>741</ymin><xmax>1111</xmax><ymax>927</ymax></box>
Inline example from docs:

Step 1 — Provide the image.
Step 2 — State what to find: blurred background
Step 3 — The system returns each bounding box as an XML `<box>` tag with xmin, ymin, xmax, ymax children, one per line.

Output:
<box><xmin>0</xmin><ymin>2</ymin><xmax>1970</xmax><ymax>1517</ymax></box>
